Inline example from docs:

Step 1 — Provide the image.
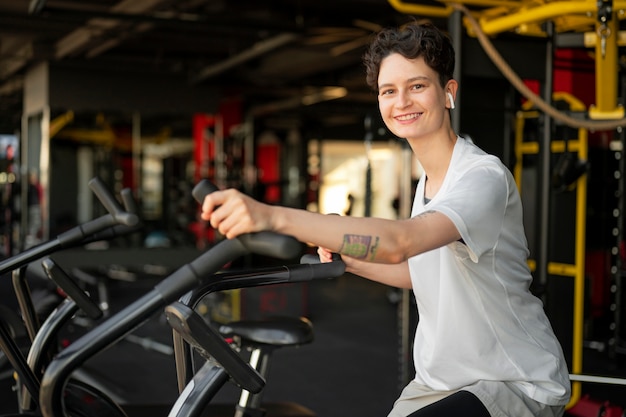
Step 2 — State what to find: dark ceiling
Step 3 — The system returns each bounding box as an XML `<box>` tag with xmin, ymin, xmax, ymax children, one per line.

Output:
<box><xmin>2</xmin><ymin>1</ymin><xmax>622</xmax><ymax>141</ymax></box>
<box><xmin>0</xmin><ymin>0</ymin><xmax>451</xmax><ymax>137</ymax></box>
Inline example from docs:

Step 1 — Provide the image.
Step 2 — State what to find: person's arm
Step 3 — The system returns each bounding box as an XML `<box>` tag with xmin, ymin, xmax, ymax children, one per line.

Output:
<box><xmin>201</xmin><ymin>189</ymin><xmax>461</xmax><ymax>265</ymax></box>
<box><xmin>318</xmin><ymin>246</ymin><xmax>412</xmax><ymax>288</ymax></box>
<box><xmin>354</xmin><ymin>261</ymin><xmax>412</xmax><ymax>288</ymax></box>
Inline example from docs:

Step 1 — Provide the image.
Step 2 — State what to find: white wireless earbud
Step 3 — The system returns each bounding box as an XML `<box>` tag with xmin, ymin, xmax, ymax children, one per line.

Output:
<box><xmin>447</xmin><ymin>92</ymin><xmax>455</xmax><ymax>110</ymax></box>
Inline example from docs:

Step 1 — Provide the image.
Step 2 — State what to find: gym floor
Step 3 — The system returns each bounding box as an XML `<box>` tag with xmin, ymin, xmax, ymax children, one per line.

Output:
<box><xmin>2</xmin><ymin>259</ymin><xmax>626</xmax><ymax>417</ymax></box>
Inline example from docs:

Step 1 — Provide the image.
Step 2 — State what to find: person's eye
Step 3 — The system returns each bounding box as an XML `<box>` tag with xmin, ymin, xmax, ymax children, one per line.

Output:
<box><xmin>379</xmin><ymin>88</ymin><xmax>394</xmax><ymax>96</ymax></box>
<box><xmin>410</xmin><ymin>83</ymin><xmax>424</xmax><ymax>91</ymax></box>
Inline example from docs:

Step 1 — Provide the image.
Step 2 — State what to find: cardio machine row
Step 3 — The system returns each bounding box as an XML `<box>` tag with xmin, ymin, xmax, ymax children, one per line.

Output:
<box><xmin>0</xmin><ymin>177</ymin><xmax>345</xmax><ymax>417</ymax></box>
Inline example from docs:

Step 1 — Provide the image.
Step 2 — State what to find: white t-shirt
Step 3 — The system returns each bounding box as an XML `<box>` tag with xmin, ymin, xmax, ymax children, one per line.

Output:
<box><xmin>408</xmin><ymin>137</ymin><xmax>571</xmax><ymax>406</ymax></box>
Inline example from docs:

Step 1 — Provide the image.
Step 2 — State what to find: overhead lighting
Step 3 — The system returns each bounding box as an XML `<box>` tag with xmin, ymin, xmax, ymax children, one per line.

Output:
<box><xmin>28</xmin><ymin>0</ymin><xmax>46</xmax><ymax>14</ymax></box>
<box><xmin>250</xmin><ymin>86</ymin><xmax>348</xmax><ymax>117</ymax></box>
<box><xmin>301</xmin><ymin>86</ymin><xmax>348</xmax><ymax>106</ymax></box>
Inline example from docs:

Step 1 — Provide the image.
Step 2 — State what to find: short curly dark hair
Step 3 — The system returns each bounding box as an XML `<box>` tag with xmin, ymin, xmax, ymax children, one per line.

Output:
<box><xmin>363</xmin><ymin>22</ymin><xmax>455</xmax><ymax>91</ymax></box>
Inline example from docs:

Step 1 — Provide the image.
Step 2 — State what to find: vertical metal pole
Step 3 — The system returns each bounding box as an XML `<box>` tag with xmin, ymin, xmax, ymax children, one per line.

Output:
<box><xmin>39</xmin><ymin>106</ymin><xmax>50</xmax><ymax>241</ymax></box>
<box><xmin>20</xmin><ymin>113</ymin><xmax>29</xmax><ymax>254</ymax></box>
<box><xmin>398</xmin><ymin>139</ymin><xmax>413</xmax><ymax>391</ymax></box>
<box><xmin>567</xmin><ymin>127</ymin><xmax>588</xmax><ymax>409</ymax></box>
<box><xmin>214</xmin><ymin>115</ymin><xmax>226</xmax><ymax>189</ymax></box>
<box><xmin>364</xmin><ymin>115</ymin><xmax>373</xmax><ymax>217</ymax></box>
<box><xmin>590</xmin><ymin>3</ymin><xmax>622</xmax><ymax>119</ymax></box>
<box><xmin>132</xmin><ymin>112</ymin><xmax>141</xmax><ymax>198</ymax></box>
<box><xmin>613</xmin><ymin>73</ymin><xmax>625</xmax><ymax>357</ymax></box>
<box><xmin>243</xmin><ymin>115</ymin><xmax>256</xmax><ymax>196</ymax></box>
<box><xmin>502</xmin><ymin>89</ymin><xmax>515</xmax><ymax>168</ymax></box>
<box><xmin>616</xmin><ymin>136</ymin><xmax>625</xmax><ymax>354</ymax></box>
<box><xmin>450</xmin><ymin>10</ymin><xmax>462</xmax><ymax>133</ymax></box>
<box><xmin>537</xmin><ymin>22</ymin><xmax>555</xmax><ymax>291</ymax></box>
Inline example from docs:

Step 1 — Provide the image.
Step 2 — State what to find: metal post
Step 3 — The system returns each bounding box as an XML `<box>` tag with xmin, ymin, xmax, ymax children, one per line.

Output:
<box><xmin>398</xmin><ymin>139</ymin><xmax>413</xmax><ymax>390</ymax></box>
<box><xmin>537</xmin><ymin>21</ymin><xmax>555</xmax><ymax>292</ymax></box>
<box><xmin>449</xmin><ymin>9</ymin><xmax>462</xmax><ymax>133</ymax></box>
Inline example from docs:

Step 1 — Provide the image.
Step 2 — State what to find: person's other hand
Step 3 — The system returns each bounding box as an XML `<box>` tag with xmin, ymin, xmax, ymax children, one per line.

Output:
<box><xmin>317</xmin><ymin>246</ymin><xmax>335</xmax><ymax>263</ymax></box>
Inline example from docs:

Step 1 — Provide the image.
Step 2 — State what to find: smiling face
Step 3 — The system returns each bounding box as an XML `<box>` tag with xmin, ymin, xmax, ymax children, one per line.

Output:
<box><xmin>377</xmin><ymin>53</ymin><xmax>456</xmax><ymax>143</ymax></box>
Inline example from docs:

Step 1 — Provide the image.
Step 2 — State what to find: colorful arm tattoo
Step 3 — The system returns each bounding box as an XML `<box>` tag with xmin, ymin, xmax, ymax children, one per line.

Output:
<box><xmin>340</xmin><ymin>234</ymin><xmax>380</xmax><ymax>261</ymax></box>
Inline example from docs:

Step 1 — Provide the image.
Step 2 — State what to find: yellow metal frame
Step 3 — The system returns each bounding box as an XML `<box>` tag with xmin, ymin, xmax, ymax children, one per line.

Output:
<box><xmin>515</xmin><ymin>91</ymin><xmax>587</xmax><ymax>409</ymax></box>
<box><xmin>388</xmin><ymin>0</ymin><xmax>626</xmax><ymax>120</ymax></box>
<box><xmin>49</xmin><ymin>111</ymin><xmax>74</xmax><ymax>138</ymax></box>
<box><xmin>195</xmin><ymin>289</ymin><xmax>241</xmax><ymax>323</ymax></box>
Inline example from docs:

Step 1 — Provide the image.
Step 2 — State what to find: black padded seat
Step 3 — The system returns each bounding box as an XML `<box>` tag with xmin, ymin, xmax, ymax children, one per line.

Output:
<box><xmin>219</xmin><ymin>316</ymin><xmax>313</xmax><ymax>347</ymax></box>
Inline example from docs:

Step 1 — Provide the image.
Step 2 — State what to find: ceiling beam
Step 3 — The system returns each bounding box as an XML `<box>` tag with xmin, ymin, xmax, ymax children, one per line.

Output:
<box><xmin>189</xmin><ymin>33</ymin><xmax>299</xmax><ymax>84</ymax></box>
<box><xmin>55</xmin><ymin>0</ymin><xmax>167</xmax><ymax>59</ymax></box>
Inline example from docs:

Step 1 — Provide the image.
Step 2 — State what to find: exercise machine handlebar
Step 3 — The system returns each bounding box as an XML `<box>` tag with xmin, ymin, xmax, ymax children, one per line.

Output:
<box><xmin>172</xmin><ymin>254</ymin><xmax>345</xmax><ymax>392</ymax></box>
<box><xmin>41</xmin><ymin>257</ymin><xmax>102</xmax><ymax>320</ymax></box>
<box><xmin>87</xmin><ymin>177</ymin><xmax>138</xmax><ymax>227</ymax></box>
<box><xmin>39</xmin><ymin>179</ymin><xmax>302</xmax><ymax>417</ymax></box>
<box><xmin>39</xmin><ymin>232</ymin><xmax>301</xmax><ymax>417</ymax></box>
<box><xmin>166</xmin><ymin>301</ymin><xmax>265</xmax><ymax>393</ymax></box>
<box><xmin>191</xmin><ymin>179</ymin><xmax>218</xmax><ymax>203</ymax></box>
<box><xmin>0</xmin><ymin>177</ymin><xmax>140</xmax><ymax>276</ymax></box>
<box><xmin>56</xmin><ymin>177</ymin><xmax>139</xmax><ymax>246</ymax></box>
<box><xmin>80</xmin><ymin>187</ymin><xmax>143</xmax><ymax>245</ymax></box>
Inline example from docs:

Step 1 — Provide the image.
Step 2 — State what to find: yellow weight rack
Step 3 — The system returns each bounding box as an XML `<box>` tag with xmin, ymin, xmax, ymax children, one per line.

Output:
<box><xmin>515</xmin><ymin>91</ymin><xmax>587</xmax><ymax>408</ymax></box>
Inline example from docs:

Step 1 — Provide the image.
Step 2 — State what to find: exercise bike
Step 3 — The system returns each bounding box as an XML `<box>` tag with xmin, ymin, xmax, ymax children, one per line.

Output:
<box><xmin>169</xmin><ymin>252</ymin><xmax>340</xmax><ymax>417</ymax></box>
<box><xmin>39</xmin><ymin>180</ymin><xmax>345</xmax><ymax>417</ymax></box>
<box><xmin>0</xmin><ymin>177</ymin><xmax>141</xmax><ymax>416</ymax></box>
<box><xmin>172</xmin><ymin>251</ymin><xmax>343</xmax><ymax>417</ymax></box>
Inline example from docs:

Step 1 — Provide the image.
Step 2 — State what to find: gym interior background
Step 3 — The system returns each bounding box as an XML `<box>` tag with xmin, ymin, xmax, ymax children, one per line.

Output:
<box><xmin>1</xmin><ymin>0</ymin><xmax>626</xmax><ymax>416</ymax></box>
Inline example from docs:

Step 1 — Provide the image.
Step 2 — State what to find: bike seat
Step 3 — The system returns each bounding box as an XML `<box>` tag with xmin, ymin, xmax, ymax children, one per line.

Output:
<box><xmin>219</xmin><ymin>316</ymin><xmax>313</xmax><ymax>348</ymax></box>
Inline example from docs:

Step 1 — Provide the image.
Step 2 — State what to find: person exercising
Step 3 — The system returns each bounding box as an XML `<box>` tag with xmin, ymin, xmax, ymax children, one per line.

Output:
<box><xmin>201</xmin><ymin>21</ymin><xmax>571</xmax><ymax>417</ymax></box>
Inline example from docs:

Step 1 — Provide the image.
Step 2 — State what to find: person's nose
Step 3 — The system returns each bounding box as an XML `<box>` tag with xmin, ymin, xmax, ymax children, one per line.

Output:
<box><xmin>395</xmin><ymin>89</ymin><xmax>412</xmax><ymax>109</ymax></box>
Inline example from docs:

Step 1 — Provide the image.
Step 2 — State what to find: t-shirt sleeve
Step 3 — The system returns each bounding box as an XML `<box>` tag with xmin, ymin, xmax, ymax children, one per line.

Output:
<box><xmin>430</xmin><ymin>163</ymin><xmax>508</xmax><ymax>262</ymax></box>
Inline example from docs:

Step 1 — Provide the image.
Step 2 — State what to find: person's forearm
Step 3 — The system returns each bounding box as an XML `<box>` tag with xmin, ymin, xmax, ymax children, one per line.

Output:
<box><xmin>345</xmin><ymin>257</ymin><xmax>412</xmax><ymax>289</ymax></box>
<box><xmin>270</xmin><ymin>205</ymin><xmax>411</xmax><ymax>265</ymax></box>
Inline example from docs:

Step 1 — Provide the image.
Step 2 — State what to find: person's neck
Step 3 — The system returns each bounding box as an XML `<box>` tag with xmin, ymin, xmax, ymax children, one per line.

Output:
<box><xmin>413</xmin><ymin>130</ymin><xmax>457</xmax><ymax>174</ymax></box>
<box><xmin>413</xmin><ymin>131</ymin><xmax>457</xmax><ymax>199</ymax></box>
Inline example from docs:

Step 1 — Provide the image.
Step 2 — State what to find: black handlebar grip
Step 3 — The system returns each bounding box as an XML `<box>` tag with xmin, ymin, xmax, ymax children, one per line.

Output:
<box><xmin>298</xmin><ymin>255</ymin><xmax>346</xmax><ymax>281</ymax></box>
<box><xmin>238</xmin><ymin>232</ymin><xmax>302</xmax><ymax>260</ymax></box>
<box><xmin>88</xmin><ymin>177</ymin><xmax>123</xmax><ymax>215</ymax></box>
<box><xmin>308</xmin><ymin>260</ymin><xmax>345</xmax><ymax>280</ymax></box>
<box><xmin>300</xmin><ymin>252</ymin><xmax>342</xmax><ymax>263</ymax></box>
<box><xmin>41</xmin><ymin>258</ymin><xmax>103</xmax><ymax>320</ymax></box>
<box><xmin>191</xmin><ymin>179</ymin><xmax>301</xmax><ymax>260</ymax></box>
<box><xmin>88</xmin><ymin>177</ymin><xmax>139</xmax><ymax>227</ymax></box>
<box><xmin>192</xmin><ymin>179</ymin><xmax>219</xmax><ymax>204</ymax></box>
<box><xmin>300</xmin><ymin>254</ymin><xmax>320</xmax><ymax>264</ymax></box>
<box><xmin>119</xmin><ymin>188</ymin><xmax>139</xmax><ymax>214</ymax></box>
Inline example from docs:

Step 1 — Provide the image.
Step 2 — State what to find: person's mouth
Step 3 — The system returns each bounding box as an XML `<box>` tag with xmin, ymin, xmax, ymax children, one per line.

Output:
<box><xmin>395</xmin><ymin>112</ymin><xmax>422</xmax><ymax>122</ymax></box>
